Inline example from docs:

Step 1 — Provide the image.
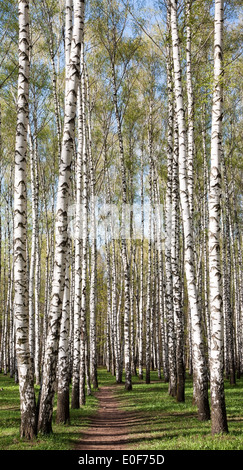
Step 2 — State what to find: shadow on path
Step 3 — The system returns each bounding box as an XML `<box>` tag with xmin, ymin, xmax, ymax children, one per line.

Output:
<box><xmin>75</xmin><ymin>385</ymin><xmax>135</xmax><ymax>450</ymax></box>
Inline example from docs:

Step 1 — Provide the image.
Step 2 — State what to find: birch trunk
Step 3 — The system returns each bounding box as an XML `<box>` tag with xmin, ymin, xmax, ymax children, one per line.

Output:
<box><xmin>145</xmin><ymin>187</ymin><xmax>152</xmax><ymax>384</ymax></box>
<box><xmin>231</xmin><ymin>211</ymin><xmax>242</xmax><ymax>379</ymax></box>
<box><xmin>1</xmin><ymin>239</ymin><xmax>7</xmax><ymax>375</ymax></box>
<box><xmin>112</xmin><ymin>231</ymin><xmax>121</xmax><ymax>382</ymax></box>
<box><xmin>171</xmin><ymin>117</ymin><xmax>185</xmax><ymax>402</ymax></box>
<box><xmin>105</xmin><ymin>160</ymin><xmax>120</xmax><ymax>380</ymax></box>
<box><xmin>130</xmin><ymin>168</ymin><xmax>136</xmax><ymax>377</ymax></box>
<box><xmin>208</xmin><ymin>0</ymin><xmax>228</xmax><ymax>435</ymax></box>
<box><xmin>28</xmin><ymin>123</ymin><xmax>41</xmax><ymax>385</ymax></box>
<box><xmin>50</xmin><ymin>42</ymin><xmax>62</xmax><ymax>166</ymax></box>
<box><xmin>56</xmin><ymin>250</ymin><xmax>70</xmax><ymax>424</ymax></box>
<box><xmin>165</xmin><ymin>9</ymin><xmax>177</xmax><ymax>395</ymax></box>
<box><xmin>170</xmin><ymin>0</ymin><xmax>210</xmax><ymax>420</ymax></box>
<box><xmin>145</xmin><ymin>104</ymin><xmax>153</xmax><ymax>384</ymax></box>
<box><xmin>138</xmin><ymin>149</ymin><xmax>144</xmax><ymax>380</ymax></box>
<box><xmin>71</xmin><ymin>83</ymin><xmax>83</xmax><ymax>408</ymax></box>
<box><xmin>41</xmin><ymin>173</ymin><xmax>51</xmax><ymax>367</ymax></box>
<box><xmin>13</xmin><ymin>0</ymin><xmax>37</xmax><ymax>439</ymax></box>
<box><xmin>0</xmin><ymin>105</ymin><xmax>1</xmax><ymax>354</ymax></box>
<box><xmin>41</xmin><ymin>0</ymin><xmax>62</xmax><ymax>165</ymax></box>
<box><xmin>202</xmin><ymin>108</ymin><xmax>211</xmax><ymax>354</ymax></box>
<box><xmin>9</xmin><ymin>248</ymin><xmax>14</xmax><ymax>379</ymax></box>
<box><xmin>69</xmin><ymin>244</ymin><xmax>75</xmax><ymax>382</ymax></box>
<box><xmin>222</xmin><ymin>156</ymin><xmax>235</xmax><ymax>384</ymax></box>
<box><xmin>105</xmin><ymin>236</ymin><xmax>112</xmax><ymax>372</ymax></box>
<box><xmin>86</xmin><ymin>65</ymin><xmax>98</xmax><ymax>390</ymax></box>
<box><xmin>28</xmin><ymin>129</ymin><xmax>36</xmax><ymax>374</ymax></box>
<box><xmin>186</xmin><ymin>0</ymin><xmax>194</xmax><ymax>216</ymax></box>
<box><xmin>79</xmin><ymin>43</ymin><xmax>88</xmax><ymax>406</ymax></box>
<box><xmin>38</xmin><ymin>0</ymin><xmax>85</xmax><ymax>434</ymax></box>
<box><xmin>111</xmin><ymin>58</ymin><xmax>132</xmax><ymax>391</ymax></box>
<box><xmin>112</xmin><ymin>232</ymin><xmax>121</xmax><ymax>382</ymax></box>
<box><xmin>232</xmin><ymin>193</ymin><xmax>243</xmax><ymax>376</ymax></box>
<box><xmin>157</xmin><ymin>190</ymin><xmax>168</xmax><ymax>383</ymax></box>
<box><xmin>4</xmin><ymin>203</ymin><xmax>12</xmax><ymax>376</ymax></box>
<box><xmin>34</xmin><ymin>228</ymin><xmax>41</xmax><ymax>385</ymax></box>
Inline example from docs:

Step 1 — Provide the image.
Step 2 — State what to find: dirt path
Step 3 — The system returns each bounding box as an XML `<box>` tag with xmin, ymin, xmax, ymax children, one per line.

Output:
<box><xmin>75</xmin><ymin>385</ymin><xmax>134</xmax><ymax>450</ymax></box>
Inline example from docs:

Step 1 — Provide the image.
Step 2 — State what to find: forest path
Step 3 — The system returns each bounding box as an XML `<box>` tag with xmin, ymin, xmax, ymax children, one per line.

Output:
<box><xmin>75</xmin><ymin>384</ymin><xmax>138</xmax><ymax>450</ymax></box>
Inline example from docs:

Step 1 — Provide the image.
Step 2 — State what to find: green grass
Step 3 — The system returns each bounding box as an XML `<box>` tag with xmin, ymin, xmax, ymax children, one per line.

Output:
<box><xmin>0</xmin><ymin>374</ymin><xmax>99</xmax><ymax>450</ymax></box>
<box><xmin>115</xmin><ymin>371</ymin><xmax>243</xmax><ymax>450</ymax></box>
<box><xmin>0</xmin><ymin>368</ymin><xmax>242</xmax><ymax>450</ymax></box>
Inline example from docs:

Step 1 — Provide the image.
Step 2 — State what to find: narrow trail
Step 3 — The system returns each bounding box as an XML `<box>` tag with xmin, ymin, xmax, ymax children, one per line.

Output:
<box><xmin>75</xmin><ymin>385</ymin><xmax>136</xmax><ymax>450</ymax></box>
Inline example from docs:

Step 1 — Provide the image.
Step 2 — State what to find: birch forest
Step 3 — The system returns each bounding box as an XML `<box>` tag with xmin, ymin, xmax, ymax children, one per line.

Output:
<box><xmin>0</xmin><ymin>0</ymin><xmax>242</xmax><ymax>446</ymax></box>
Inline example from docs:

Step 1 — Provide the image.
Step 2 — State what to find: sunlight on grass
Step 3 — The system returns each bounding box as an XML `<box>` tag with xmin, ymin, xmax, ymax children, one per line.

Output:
<box><xmin>0</xmin><ymin>374</ymin><xmax>99</xmax><ymax>450</ymax></box>
<box><xmin>0</xmin><ymin>368</ymin><xmax>242</xmax><ymax>450</ymax></box>
<box><xmin>115</xmin><ymin>370</ymin><xmax>243</xmax><ymax>451</ymax></box>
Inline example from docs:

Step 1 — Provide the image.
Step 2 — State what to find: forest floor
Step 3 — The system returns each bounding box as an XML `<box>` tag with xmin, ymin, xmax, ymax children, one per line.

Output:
<box><xmin>0</xmin><ymin>369</ymin><xmax>242</xmax><ymax>451</ymax></box>
<box><xmin>74</xmin><ymin>372</ymin><xmax>243</xmax><ymax>452</ymax></box>
<box><xmin>75</xmin><ymin>385</ymin><xmax>134</xmax><ymax>450</ymax></box>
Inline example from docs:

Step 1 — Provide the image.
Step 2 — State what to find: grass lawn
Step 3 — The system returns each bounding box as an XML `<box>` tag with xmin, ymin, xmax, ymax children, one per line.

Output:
<box><xmin>0</xmin><ymin>368</ymin><xmax>242</xmax><ymax>451</ymax></box>
<box><xmin>0</xmin><ymin>373</ymin><xmax>99</xmax><ymax>450</ymax></box>
<box><xmin>116</xmin><ymin>371</ymin><xmax>243</xmax><ymax>451</ymax></box>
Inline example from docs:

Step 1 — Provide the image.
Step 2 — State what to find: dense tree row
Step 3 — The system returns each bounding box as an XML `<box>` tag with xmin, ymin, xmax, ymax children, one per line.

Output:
<box><xmin>0</xmin><ymin>0</ymin><xmax>242</xmax><ymax>439</ymax></box>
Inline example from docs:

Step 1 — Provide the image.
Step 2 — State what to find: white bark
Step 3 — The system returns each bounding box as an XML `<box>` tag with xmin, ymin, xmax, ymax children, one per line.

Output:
<box><xmin>28</xmin><ymin>123</ymin><xmax>40</xmax><ymax>385</ymax></box>
<box><xmin>56</xmin><ymin>248</ymin><xmax>70</xmax><ymax>424</ymax></box>
<box><xmin>105</xmin><ymin>235</ymin><xmax>112</xmax><ymax>372</ymax></box>
<box><xmin>86</xmin><ymin>64</ymin><xmax>98</xmax><ymax>390</ymax></box>
<box><xmin>170</xmin><ymin>0</ymin><xmax>210</xmax><ymax>420</ymax></box>
<box><xmin>208</xmin><ymin>0</ymin><xmax>228</xmax><ymax>435</ymax></box>
<box><xmin>171</xmin><ymin>116</ymin><xmax>185</xmax><ymax>402</ymax></box>
<box><xmin>111</xmin><ymin>57</ymin><xmax>132</xmax><ymax>391</ymax></box>
<box><xmin>71</xmin><ymin>75</ymin><xmax>83</xmax><ymax>410</ymax></box>
<box><xmin>165</xmin><ymin>8</ymin><xmax>177</xmax><ymax>395</ymax></box>
<box><xmin>202</xmin><ymin>107</ymin><xmax>211</xmax><ymax>355</ymax></box>
<box><xmin>145</xmin><ymin>103</ymin><xmax>153</xmax><ymax>384</ymax></box>
<box><xmin>65</xmin><ymin>0</ymin><xmax>73</xmax><ymax>84</ymax></box>
<box><xmin>13</xmin><ymin>0</ymin><xmax>37</xmax><ymax>439</ymax></box>
<box><xmin>138</xmin><ymin>149</ymin><xmax>144</xmax><ymax>380</ymax></box>
<box><xmin>28</xmin><ymin>128</ymin><xmax>36</xmax><ymax>371</ymax></box>
<box><xmin>79</xmin><ymin>42</ymin><xmax>88</xmax><ymax>406</ymax></box>
<box><xmin>186</xmin><ymin>0</ymin><xmax>194</xmax><ymax>216</ymax></box>
<box><xmin>38</xmin><ymin>0</ymin><xmax>85</xmax><ymax>434</ymax></box>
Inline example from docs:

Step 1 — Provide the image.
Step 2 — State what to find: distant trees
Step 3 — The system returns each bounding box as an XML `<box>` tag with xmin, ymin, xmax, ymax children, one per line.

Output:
<box><xmin>0</xmin><ymin>0</ymin><xmax>242</xmax><ymax>439</ymax></box>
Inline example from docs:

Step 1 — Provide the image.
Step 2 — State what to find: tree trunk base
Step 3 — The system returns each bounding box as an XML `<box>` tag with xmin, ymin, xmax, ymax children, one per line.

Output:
<box><xmin>20</xmin><ymin>410</ymin><xmax>37</xmax><ymax>440</ymax></box>
<box><xmin>56</xmin><ymin>389</ymin><xmax>70</xmax><ymax>424</ymax></box>
<box><xmin>197</xmin><ymin>397</ymin><xmax>211</xmax><ymax>421</ymax></box>
<box><xmin>71</xmin><ymin>384</ymin><xmax>80</xmax><ymax>409</ymax></box>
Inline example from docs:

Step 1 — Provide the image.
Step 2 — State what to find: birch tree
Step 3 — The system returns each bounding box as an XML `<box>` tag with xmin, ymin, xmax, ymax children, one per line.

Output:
<box><xmin>165</xmin><ymin>5</ymin><xmax>177</xmax><ymax>397</ymax></box>
<box><xmin>13</xmin><ymin>0</ymin><xmax>37</xmax><ymax>439</ymax></box>
<box><xmin>138</xmin><ymin>148</ymin><xmax>144</xmax><ymax>380</ymax></box>
<box><xmin>208</xmin><ymin>0</ymin><xmax>228</xmax><ymax>435</ymax></box>
<box><xmin>145</xmin><ymin>103</ymin><xmax>153</xmax><ymax>385</ymax></box>
<box><xmin>38</xmin><ymin>0</ymin><xmax>85</xmax><ymax>434</ymax></box>
<box><xmin>56</xmin><ymin>249</ymin><xmax>71</xmax><ymax>424</ymax></box>
<box><xmin>171</xmin><ymin>116</ymin><xmax>185</xmax><ymax>402</ymax></box>
<box><xmin>79</xmin><ymin>42</ymin><xmax>88</xmax><ymax>406</ymax></box>
<box><xmin>71</xmin><ymin>63</ymin><xmax>84</xmax><ymax>410</ymax></box>
<box><xmin>86</xmin><ymin>64</ymin><xmax>98</xmax><ymax>390</ymax></box>
<box><xmin>170</xmin><ymin>0</ymin><xmax>210</xmax><ymax>420</ymax></box>
<box><xmin>186</xmin><ymin>0</ymin><xmax>194</xmax><ymax>217</ymax></box>
<box><xmin>101</xmin><ymin>2</ymin><xmax>132</xmax><ymax>391</ymax></box>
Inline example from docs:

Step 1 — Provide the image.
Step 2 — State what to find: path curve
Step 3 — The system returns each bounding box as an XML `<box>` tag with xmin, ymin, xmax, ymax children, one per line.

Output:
<box><xmin>75</xmin><ymin>385</ymin><xmax>133</xmax><ymax>450</ymax></box>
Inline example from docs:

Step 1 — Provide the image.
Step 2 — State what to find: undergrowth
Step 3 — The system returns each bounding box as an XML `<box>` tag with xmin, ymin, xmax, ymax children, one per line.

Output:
<box><xmin>0</xmin><ymin>368</ymin><xmax>242</xmax><ymax>450</ymax></box>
